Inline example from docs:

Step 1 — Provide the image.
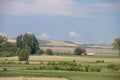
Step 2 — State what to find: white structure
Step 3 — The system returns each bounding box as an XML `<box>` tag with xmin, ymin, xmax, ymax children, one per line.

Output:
<box><xmin>87</xmin><ymin>53</ymin><xmax>95</xmax><ymax>56</ymax></box>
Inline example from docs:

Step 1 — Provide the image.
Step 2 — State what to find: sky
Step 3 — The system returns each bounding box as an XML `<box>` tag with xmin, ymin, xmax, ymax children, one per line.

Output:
<box><xmin>0</xmin><ymin>0</ymin><xmax>120</xmax><ymax>44</ymax></box>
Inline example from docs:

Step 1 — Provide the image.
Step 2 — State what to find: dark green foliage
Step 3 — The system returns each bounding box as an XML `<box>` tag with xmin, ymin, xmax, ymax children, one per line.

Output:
<box><xmin>96</xmin><ymin>60</ymin><xmax>101</xmax><ymax>63</ymax></box>
<box><xmin>16</xmin><ymin>33</ymin><xmax>39</xmax><ymax>54</ymax></box>
<box><xmin>107</xmin><ymin>64</ymin><xmax>115</xmax><ymax>68</ymax></box>
<box><xmin>96</xmin><ymin>60</ymin><xmax>105</xmax><ymax>63</ymax></box>
<box><xmin>101</xmin><ymin>60</ymin><xmax>104</xmax><ymax>63</ymax></box>
<box><xmin>74</xmin><ymin>47</ymin><xmax>86</xmax><ymax>55</ymax></box>
<box><xmin>45</xmin><ymin>49</ymin><xmax>53</xmax><ymax>55</ymax></box>
<box><xmin>18</xmin><ymin>48</ymin><xmax>30</xmax><ymax>61</ymax></box>
<box><xmin>3</xmin><ymin>68</ymin><xmax>7</xmax><ymax>71</ymax></box>
<box><xmin>85</xmin><ymin>66</ymin><xmax>89</xmax><ymax>72</ymax></box>
<box><xmin>37</xmin><ymin>49</ymin><xmax>44</xmax><ymax>55</ymax></box>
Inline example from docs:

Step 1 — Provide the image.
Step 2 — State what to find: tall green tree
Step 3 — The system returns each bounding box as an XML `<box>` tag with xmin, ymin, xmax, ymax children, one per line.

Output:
<box><xmin>74</xmin><ymin>47</ymin><xmax>86</xmax><ymax>55</ymax></box>
<box><xmin>16</xmin><ymin>33</ymin><xmax>39</xmax><ymax>55</ymax></box>
<box><xmin>112</xmin><ymin>37</ymin><xmax>120</xmax><ymax>56</ymax></box>
<box><xmin>16</xmin><ymin>35</ymin><xmax>23</xmax><ymax>49</ymax></box>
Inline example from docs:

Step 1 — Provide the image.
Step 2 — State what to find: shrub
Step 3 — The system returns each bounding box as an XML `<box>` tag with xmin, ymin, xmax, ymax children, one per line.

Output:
<box><xmin>3</xmin><ymin>68</ymin><xmax>7</xmax><ymax>71</ymax></box>
<box><xmin>85</xmin><ymin>66</ymin><xmax>89</xmax><ymax>72</ymax></box>
<box><xmin>102</xmin><ymin>60</ymin><xmax>104</xmax><ymax>63</ymax></box>
<box><xmin>73</xmin><ymin>60</ymin><xmax>76</xmax><ymax>62</ymax></box>
<box><xmin>25</xmin><ymin>61</ymin><xmax>29</xmax><ymax>64</ymax></box>
<box><xmin>45</xmin><ymin>49</ymin><xmax>53</xmax><ymax>55</ymax></box>
<box><xmin>96</xmin><ymin>60</ymin><xmax>101</xmax><ymax>63</ymax></box>
<box><xmin>37</xmin><ymin>49</ymin><xmax>44</xmax><ymax>55</ymax></box>
<box><xmin>107</xmin><ymin>64</ymin><xmax>115</xmax><ymax>68</ymax></box>
<box><xmin>18</xmin><ymin>48</ymin><xmax>30</xmax><ymax>61</ymax></box>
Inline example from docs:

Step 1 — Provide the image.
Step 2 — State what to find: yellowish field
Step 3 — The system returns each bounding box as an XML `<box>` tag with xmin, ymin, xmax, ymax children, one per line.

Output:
<box><xmin>0</xmin><ymin>56</ymin><xmax>120</xmax><ymax>64</ymax></box>
<box><xmin>0</xmin><ymin>77</ymin><xmax>68</xmax><ymax>80</ymax></box>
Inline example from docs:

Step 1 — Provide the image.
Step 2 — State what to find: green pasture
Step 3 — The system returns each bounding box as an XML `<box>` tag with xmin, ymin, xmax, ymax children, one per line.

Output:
<box><xmin>0</xmin><ymin>70</ymin><xmax>120</xmax><ymax>80</ymax></box>
<box><xmin>0</xmin><ymin>55</ymin><xmax>120</xmax><ymax>80</ymax></box>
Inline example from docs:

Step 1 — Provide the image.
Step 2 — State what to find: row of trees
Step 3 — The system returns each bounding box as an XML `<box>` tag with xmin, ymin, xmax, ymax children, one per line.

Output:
<box><xmin>0</xmin><ymin>33</ymin><xmax>120</xmax><ymax>61</ymax></box>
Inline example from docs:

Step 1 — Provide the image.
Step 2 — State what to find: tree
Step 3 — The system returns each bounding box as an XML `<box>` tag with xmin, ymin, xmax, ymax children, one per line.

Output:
<box><xmin>16</xmin><ymin>33</ymin><xmax>39</xmax><ymax>55</ymax></box>
<box><xmin>112</xmin><ymin>37</ymin><xmax>120</xmax><ymax>56</ymax></box>
<box><xmin>37</xmin><ymin>49</ymin><xmax>44</xmax><ymax>55</ymax></box>
<box><xmin>18</xmin><ymin>48</ymin><xmax>30</xmax><ymax>61</ymax></box>
<box><xmin>46</xmin><ymin>49</ymin><xmax>53</xmax><ymax>55</ymax></box>
<box><xmin>16</xmin><ymin>35</ymin><xmax>23</xmax><ymax>49</ymax></box>
<box><xmin>74</xmin><ymin>47</ymin><xmax>85</xmax><ymax>55</ymax></box>
<box><xmin>0</xmin><ymin>36</ymin><xmax>18</xmax><ymax>57</ymax></box>
<box><xmin>0</xmin><ymin>36</ymin><xmax>7</xmax><ymax>51</ymax></box>
<box><xmin>0</xmin><ymin>36</ymin><xmax>7</xmax><ymax>44</ymax></box>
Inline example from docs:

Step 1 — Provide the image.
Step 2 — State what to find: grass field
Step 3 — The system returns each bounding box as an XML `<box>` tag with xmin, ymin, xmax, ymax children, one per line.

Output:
<box><xmin>0</xmin><ymin>55</ymin><xmax>120</xmax><ymax>80</ymax></box>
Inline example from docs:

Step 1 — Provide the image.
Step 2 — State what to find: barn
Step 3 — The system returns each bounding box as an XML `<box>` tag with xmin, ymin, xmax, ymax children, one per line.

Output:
<box><xmin>82</xmin><ymin>52</ymin><xmax>95</xmax><ymax>56</ymax></box>
<box><xmin>86</xmin><ymin>53</ymin><xmax>95</xmax><ymax>56</ymax></box>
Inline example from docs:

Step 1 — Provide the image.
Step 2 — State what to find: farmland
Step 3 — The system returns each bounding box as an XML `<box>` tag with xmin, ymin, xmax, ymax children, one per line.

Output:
<box><xmin>0</xmin><ymin>54</ymin><xmax>120</xmax><ymax>80</ymax></box>
<box><xmin>0</xmin><ymin>38</ymin><xmax>120</xmax><ymax>80</ymax></box>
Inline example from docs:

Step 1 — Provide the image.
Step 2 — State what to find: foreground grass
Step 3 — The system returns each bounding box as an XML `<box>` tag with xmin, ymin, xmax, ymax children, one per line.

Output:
<box><xmin>0</xmin><ymin>70</ymin><xmax>120</xmax><ymax>80</ymax></box>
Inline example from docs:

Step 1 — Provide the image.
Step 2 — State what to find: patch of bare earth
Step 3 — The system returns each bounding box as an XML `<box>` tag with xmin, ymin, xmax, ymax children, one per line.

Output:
<box><xmin>0</xmin><ymin>77</ymin><xmax>68</xmax><ymax>80</ymax></box>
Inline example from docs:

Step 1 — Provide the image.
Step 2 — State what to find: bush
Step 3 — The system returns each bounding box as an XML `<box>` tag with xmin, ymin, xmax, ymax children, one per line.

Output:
<box><xmin>90</xmin><ymin>66</ymin><xmax>101</xmax><ymax>72</ymax></box>
<box><xmin>45</xmin><ymin>49</ymin><xmax>53</xmax><ymax>55</ymax></box>
<box><xmin>3</xmin><ymin>68</ymin><xmax>7</xmax><ymax>71</ymax></box>
<box><xmin>107</xmin><ymin>64</ymin><xmax>115</xmax><ymax>68</ymax></box>
<box><xmin>85</xmin><ymin>66</ymin><xmax>89</xmax><ymax>72</ymax></box>
<box><xmin>96</xmin><ymin>60</ymin><xmax>101</xmax><ymax>63</ymax></box>
<box><xmin>18</xmin><ymin>48</ymin><xmax>30</xmax><ymax>61</ymax></box>
<box><xmin>25</xmin><ymin>61</ymin><xmax>29</xmax><ymax>64</ymax></box>
<box><xmin>101</xmin><ymin>60</ymin><xmax>104</xmax><ymax>63</ymax></box>
<box><xmin>37</xmin><ymin>49</ymin><xmax>44</xmax><ymax>55</ymax></box>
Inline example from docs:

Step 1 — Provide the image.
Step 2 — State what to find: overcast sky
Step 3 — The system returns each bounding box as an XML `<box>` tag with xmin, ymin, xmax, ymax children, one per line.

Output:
<box><xmin>0</xmin><ymin>0</ymin><xmax>120</xmax><ymax>44</ymax></box>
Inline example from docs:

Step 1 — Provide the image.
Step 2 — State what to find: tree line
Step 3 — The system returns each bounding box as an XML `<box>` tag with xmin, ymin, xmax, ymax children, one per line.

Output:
<box><xmin>0</xmin><ymin>33</ymin><xmax>120</xmax><ymax>61</ymax></box>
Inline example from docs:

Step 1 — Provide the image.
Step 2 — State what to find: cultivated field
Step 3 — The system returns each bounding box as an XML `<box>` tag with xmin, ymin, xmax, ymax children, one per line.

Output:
<box><xmin>0</xmin><ymin>54</ymin><xmax>120</xmax><ymax>80</ymax></box>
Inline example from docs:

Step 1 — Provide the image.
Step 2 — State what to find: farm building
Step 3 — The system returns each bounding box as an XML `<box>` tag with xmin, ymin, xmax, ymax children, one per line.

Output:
<box><xmin>82</xmin><ymin>52</ymin><xmax>95</xmax><ymax>56</ymax></box>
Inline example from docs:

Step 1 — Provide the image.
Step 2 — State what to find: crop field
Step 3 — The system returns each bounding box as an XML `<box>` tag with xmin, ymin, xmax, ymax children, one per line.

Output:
<box><xmin>0</xmin><ymin>54</ymin><xmax>120</xmax><ymax>80</ymax></box>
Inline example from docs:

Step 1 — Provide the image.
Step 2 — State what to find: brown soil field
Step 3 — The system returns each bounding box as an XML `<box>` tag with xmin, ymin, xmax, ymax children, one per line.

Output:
<box><xmin>49</xmin><ymin>40</ymin><xmax>77</xmax><ymax>47</ymax></box>
<box><xmin>0</xmin><ymin>77</ymin><xmax>68</xmax><ymax>80</ymax></box>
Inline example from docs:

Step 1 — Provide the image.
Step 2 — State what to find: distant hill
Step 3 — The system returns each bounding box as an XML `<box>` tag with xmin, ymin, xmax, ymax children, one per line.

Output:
<box><xmin>7</xmin><ymin>38</ymin><xmax>16</xmax><ymax>43</ymax></box>
<box><xmin>7</xmin><ymin>38</ymin><xmax>112</xmax><ymax>49</ymax></box>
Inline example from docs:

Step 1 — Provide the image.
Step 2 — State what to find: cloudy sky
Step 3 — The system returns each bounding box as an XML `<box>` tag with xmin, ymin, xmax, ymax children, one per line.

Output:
<box><xmin>0</xmin><ymin>0</ymin><xmax>120</xmax><ymax>44</ymax></box>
